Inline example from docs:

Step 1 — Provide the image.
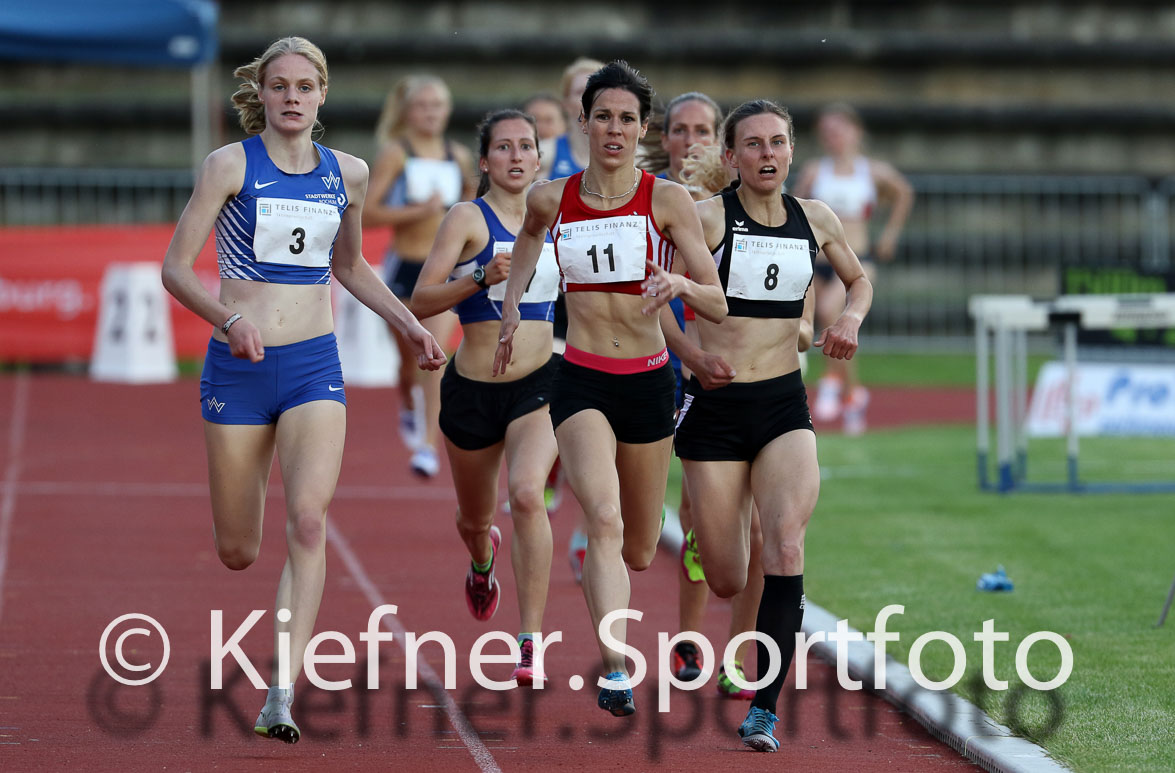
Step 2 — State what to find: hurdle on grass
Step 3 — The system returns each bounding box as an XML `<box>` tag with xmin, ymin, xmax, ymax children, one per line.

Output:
<box><xmin>971</xmin><ymin>293</ymin><xmax>1175</xmax><ymax>494</ymax></box>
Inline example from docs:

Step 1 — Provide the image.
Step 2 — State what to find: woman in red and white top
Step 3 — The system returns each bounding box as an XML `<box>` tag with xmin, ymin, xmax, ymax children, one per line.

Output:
<box><xmin>494</xmin><ymin>60</ymin><xmax>726</xmax><ymax>717</ymax></box>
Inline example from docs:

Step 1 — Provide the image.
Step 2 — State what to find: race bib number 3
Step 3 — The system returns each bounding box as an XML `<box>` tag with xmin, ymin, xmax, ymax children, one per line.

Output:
<box><xmin>488</xmin><ymin>242</ymin><xmax>560</xmax><ymax>303</ymax></box>
<box><xmin>557</xmin><ymin>216</ymin><xmax>648</xmax><ymax>285</ymax></box>
<box><xmin>254</xmin><ymin>197</ymin><xmax>340</xmax><ymax>268</ymax></box>
<box><xmin>727</xmin><ymin>235</ymin><xmax>812</xmax><ymax>302</ymax></box>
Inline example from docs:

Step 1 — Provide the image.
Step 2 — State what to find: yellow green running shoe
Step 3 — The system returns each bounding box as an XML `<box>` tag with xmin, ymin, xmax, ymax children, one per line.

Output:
<box><xmin>680</xmin><ymin>528</ymin><xmax>705</xmax><ymax>584</ymax></box>
<box><xmin>717</xmin><ymin>662</ymin><xmax>755</xmax><ymax>700</ymax></box>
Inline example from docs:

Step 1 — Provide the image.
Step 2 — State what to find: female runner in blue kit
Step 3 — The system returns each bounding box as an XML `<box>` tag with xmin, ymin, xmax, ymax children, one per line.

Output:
<box><xmin>161</xmin><ymin>37</ymin><xmax>446</xmax><ymax>743</ymax></box>
<box><xmin>412</xmin><ymin>109</ymin><xmax>560</xmax><ymax>685</ymax></box>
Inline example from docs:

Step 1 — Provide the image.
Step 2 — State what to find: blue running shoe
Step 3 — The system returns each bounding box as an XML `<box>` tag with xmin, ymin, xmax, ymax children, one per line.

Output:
<box><xmin>597</xmin><ymin>671</ymin><xmax>635</xmax><ymax>716</ymax></box>
<box><xmin>738</xmin><ymin>706</ymin><xmax>779</xmax><ymax>752</ymax></box>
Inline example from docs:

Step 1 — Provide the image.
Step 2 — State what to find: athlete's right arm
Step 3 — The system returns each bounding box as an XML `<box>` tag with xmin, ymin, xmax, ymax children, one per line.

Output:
<box><xmin>411</xmin><ymin>202</ymin><xmax>492</xmax><ymax>319</ymax></box>
<box><xmin>659</xmin><ymin>304</ymin><xmax>736</xmax><ymax>390</ymax></box>
<box><xmin>493</xmin><ymin>180</ymin><xmax>559</xmax><ymax>376</ymax></box>
<box><xmin>798</xmin><ymin>284</ymin><xmax>815</xmax><ymax>352</ymax></box>
<box><xmin>360</xmin><ymin>142</ymin><xmax>446</xmax><ymax>228</ymax></box>
<box><xmin>161</xmin><ymin>145</ymin><xmax>265</xmax><ymax>363</ymax></box>
<box><xmin>694</xmin><ymin>195</ymin><xmax>726</xmax><ymax>253</ymax></box>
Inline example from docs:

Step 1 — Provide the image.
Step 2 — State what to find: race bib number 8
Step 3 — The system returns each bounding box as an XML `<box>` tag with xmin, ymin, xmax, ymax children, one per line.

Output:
<box><xmin>488</xmin><ymin>242</ymin><xmax>559</xmax><ymax>303</ymax></box>
<box><xmin>557</xmin><ymin>216</ymin><xmax>647</xmax><ymax>285</ymax></box>
<box><xmin>727</xmin><ymin>235</ymin><xmax>812</xmax><ymax>302</ymax></box>
<box><xmin>253</xmin><ymin>198</ymin><xmax>340</xmax><ymax>268</ymax></box>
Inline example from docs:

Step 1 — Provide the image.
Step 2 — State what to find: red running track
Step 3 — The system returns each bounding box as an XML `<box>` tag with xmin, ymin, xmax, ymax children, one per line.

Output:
<box><xmin>0</xmin><ymin>373</ymin><xmax>978</xmax><ymax>772</ymax></box>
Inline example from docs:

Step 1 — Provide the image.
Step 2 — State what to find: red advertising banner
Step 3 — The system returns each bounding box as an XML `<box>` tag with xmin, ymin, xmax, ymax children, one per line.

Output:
<box><xmin>0</xmin><ymin>225</ymin><xmax>393</xmax><ymax>363</ymax></box>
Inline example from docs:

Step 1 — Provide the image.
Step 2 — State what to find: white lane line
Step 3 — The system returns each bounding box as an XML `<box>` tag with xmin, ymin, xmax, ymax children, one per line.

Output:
<box><xmin>0</xmin><ymin>373</ymin><xmax>31</xmax><ymax>626</ymax></box>
<box><xmin>325</xmin><ymin>518</ymin><xmax>501</xmax><ymax>773</ymax></box>
<box><xmin>0</xmin><ymin>481</ymin><xmax>456</xmax><ymax>502</ymax></box>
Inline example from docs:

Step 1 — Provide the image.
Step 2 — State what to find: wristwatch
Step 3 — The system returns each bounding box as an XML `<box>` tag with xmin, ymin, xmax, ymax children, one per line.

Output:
<box><xmin>472</xmin><ymin>266</ymin><xmax>489</xmax><ymax>289</ymax></box>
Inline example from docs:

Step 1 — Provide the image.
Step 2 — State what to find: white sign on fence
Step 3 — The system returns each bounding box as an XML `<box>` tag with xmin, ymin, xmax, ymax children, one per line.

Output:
<box><xmin>1027</xmin><ymin>362</ymin><xmax>1175</xmax><ymax>437</ymax></box>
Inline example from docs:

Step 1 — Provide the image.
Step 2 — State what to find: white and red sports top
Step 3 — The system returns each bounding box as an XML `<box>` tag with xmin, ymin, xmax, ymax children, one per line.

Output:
<box><xmin>551</xmin><ymin>170</ymin><xmax>675</xmax><ymax>294</ymax></box>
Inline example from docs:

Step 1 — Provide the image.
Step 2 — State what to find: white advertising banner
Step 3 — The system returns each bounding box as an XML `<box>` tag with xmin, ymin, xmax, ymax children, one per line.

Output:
<box><xmin>1027</xmin><ymin>361</ymin><xmax>1175</xmax><ymax>437</ymax></box>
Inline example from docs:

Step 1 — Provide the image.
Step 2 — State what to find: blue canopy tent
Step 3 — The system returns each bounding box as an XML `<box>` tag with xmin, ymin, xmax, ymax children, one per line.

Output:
<box><xmin>0</xmin><ymin>1</ymin><xmax>220</xmax><ymax>167</ymax></box>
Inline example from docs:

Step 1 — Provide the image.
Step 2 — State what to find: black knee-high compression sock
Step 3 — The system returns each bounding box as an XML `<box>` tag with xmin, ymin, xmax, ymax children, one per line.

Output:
<box><xmin>751</xmin><ymin>574</ymin><xmax>805</xmax><ymax>715</ymax></box>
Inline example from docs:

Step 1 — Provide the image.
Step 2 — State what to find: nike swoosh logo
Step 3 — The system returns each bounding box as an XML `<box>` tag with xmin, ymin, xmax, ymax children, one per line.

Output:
<box><xmin>254</xmin><ymin>180</ymin><xmax>278</xmax><ymax>189</ymax></box>
<box><xmin>328</xmin><ymin>385</ymin><xmax>343</xmax><ymax>392</ymax></box>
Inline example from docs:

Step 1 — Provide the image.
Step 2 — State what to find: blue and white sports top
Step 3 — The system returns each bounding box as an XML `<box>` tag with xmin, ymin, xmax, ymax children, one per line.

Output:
<box><xmin>215</xmin><ymin>135</ymin><xmax>347</xmax><ymax>284</ymax></box>
<box><xmin>449</xmin><ymin>198</ymin><xmax>558</xmax><ymax>324</ymax></box>
<box><xmin>549</xmin><ymin>134</ymin><xmax>584</xmax><ymax>179</ymax></box>
<box><xmin>383</xmin><ymin>139</ymin><xmax>463</xmax><ymax>209</ymax></box>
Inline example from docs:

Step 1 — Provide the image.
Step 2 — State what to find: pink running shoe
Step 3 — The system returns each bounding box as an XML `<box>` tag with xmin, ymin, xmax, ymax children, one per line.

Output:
<box><xmin>465</xmin><ymin>526</ymin><xmax>502</xmax><ymax>621</ymax></box>
<box><xmin>510</xmin><ymin>638</ymin><xmax>546</xmax><ymax>686</ymax></box>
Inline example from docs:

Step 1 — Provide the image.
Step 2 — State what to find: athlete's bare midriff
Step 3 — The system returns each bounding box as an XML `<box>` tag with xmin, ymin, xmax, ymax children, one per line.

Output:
<box><xmin>215</xmin><ymin>279</ymin><xmax>333</xmax><ymax>345</ymax></box>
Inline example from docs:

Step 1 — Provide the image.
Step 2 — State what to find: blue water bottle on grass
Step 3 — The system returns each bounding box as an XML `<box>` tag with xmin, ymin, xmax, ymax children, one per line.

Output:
<box><xmin>977</xmin><ymin>565</ymin><xmax>1014</xmax><ymax>592</ymax></box>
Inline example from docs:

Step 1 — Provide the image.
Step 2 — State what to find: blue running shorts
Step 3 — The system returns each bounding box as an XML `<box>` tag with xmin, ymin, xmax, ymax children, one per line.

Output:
<box><xmin>200</xmin><ymin>332</ymin><xmax>346</xmax><ymax>424</ymax></box>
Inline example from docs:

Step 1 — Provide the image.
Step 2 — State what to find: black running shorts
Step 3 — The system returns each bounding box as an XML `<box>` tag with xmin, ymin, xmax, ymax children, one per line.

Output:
<box><xmin>439</xmin><ymin>355</ymin><xmax>558</xmax><ymax>451</ymax></box>
<box><xmin>549</xmin><ymin>357</ymin><xmax>676</xmax><ymax>444</ymax></box>
<box><xmin>674</xmin><ymin>369</ymin><xmax>813</xmax><ymax>461</ymax></box>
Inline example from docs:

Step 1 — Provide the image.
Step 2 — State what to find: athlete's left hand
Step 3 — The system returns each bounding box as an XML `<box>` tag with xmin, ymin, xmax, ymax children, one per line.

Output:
<box><xmin>641</xmin><ymin>260</ymin><xmax>681</xmax><ymax>316</ymax></box>
<box><xmin>813</xmin><ymin>313</ymin><xmax>861</xmax><ymax>360</ymax></box>
<box><xmin>492</xmin><ymin>302</ymin><xmax>521</xmax><ymax>377</ymax></box>
<box><xmin>405</xmin><ymin>322</ymin><xmax>447</xmax><ymax>370</ymax></box>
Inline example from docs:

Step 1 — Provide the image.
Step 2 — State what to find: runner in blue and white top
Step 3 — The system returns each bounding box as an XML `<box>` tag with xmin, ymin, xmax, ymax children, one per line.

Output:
<box><xmin>161</xmin><ymin>36</ymin><xmax>446</xmax><ymax>746</ymax></box>
<box><xmin>411</xmin><ymin>110</ymin><xmax>559</xmax><ymax>688</ymax></box>
<box><xmin>214</xmin><ymin>134</ymin><xmax>346</xmax><ymax>284</ymax></box>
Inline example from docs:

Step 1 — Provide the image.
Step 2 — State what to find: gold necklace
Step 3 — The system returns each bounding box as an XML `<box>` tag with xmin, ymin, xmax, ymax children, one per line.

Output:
<box><xmin>581</xmin><ymin>168</ymin><xmax>640</xmax><ymax>201</ymax></box>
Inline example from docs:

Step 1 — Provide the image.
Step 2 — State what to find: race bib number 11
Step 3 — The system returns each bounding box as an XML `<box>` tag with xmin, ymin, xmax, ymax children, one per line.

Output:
<box><xmin>557</xmin><ymin>216</ymin><xmax>647</xmax><ymax>285</ymax></box>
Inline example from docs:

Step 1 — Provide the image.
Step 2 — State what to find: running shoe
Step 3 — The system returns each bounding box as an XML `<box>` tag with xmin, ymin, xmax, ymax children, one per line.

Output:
<box><xmin>465</xmin><ymin>526</ymin><xmax>502</xmax><ymax>621</ymax></box>
<box><xmin>597</xmin><ymin>671</ymin><xmax>635</xmax><ymax>717</ymax></box>
<box><xmin>511</xmin><ymin>638</ymin><xmax>545</xmax><ymax>686</ymax></box>
<box><xmin>812</xmin><ymin>376</ymin><xmax>843</xmax><ymax>422</ymax></box>
<box><xmin>411</xmin><ymin>446</ymin><xmax>440</xmax><ymax>478</ymax></box>
<box><xmin>671</xmin><ymin>641</ymin><xmax>703</xmax><ymax>681</ymax></box>
<box><xmin>680</xmin><ymin>528</ymin><xmax>705</xmax><ymax>584</ymax></box>
<box><xmin>716</xmin><ymin>662</ymin><xmax>755</xmax><ymax>700</ymax></box>
<box><xmin>738</xmin><ymin>706</ymin><xmax>779</xmax><ymax>752</ymax></box>
<box><xmin>398</xmin><ymin>408</ymin><xmax>419</xmax><ymax>451</ymax></box>
<box><xmin>843</xmin><ymin>386</ymin><xmax>870</xmax><ymax>436</ymax></box>
<box><xmin>544</xmin><ymin>458</ymin><xmax>563</xmax><ymax>513</ymax></box>
<box><xmin>254</xmin><ymin>686</ymin><xmax>300</xmax><ymax>744</ymax></box>
<box><xmin>568</xmin><ymin>528</ymin><xmax>588</xmax><ymax>583</ymax></box>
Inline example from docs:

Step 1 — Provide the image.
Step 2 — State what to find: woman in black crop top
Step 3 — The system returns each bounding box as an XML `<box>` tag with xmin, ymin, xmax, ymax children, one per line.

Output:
<box><xmin>665</xmin><ymin>99</ymin><xmax>872</xmax><ymax>752</ymax></box>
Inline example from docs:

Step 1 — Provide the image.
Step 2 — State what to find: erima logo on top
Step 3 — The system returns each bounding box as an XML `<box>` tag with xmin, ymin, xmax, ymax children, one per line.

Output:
<box><xmin>321</xmin><ymin>171</ymin><xmax>341</xmax><ymax>190</ymax></box>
